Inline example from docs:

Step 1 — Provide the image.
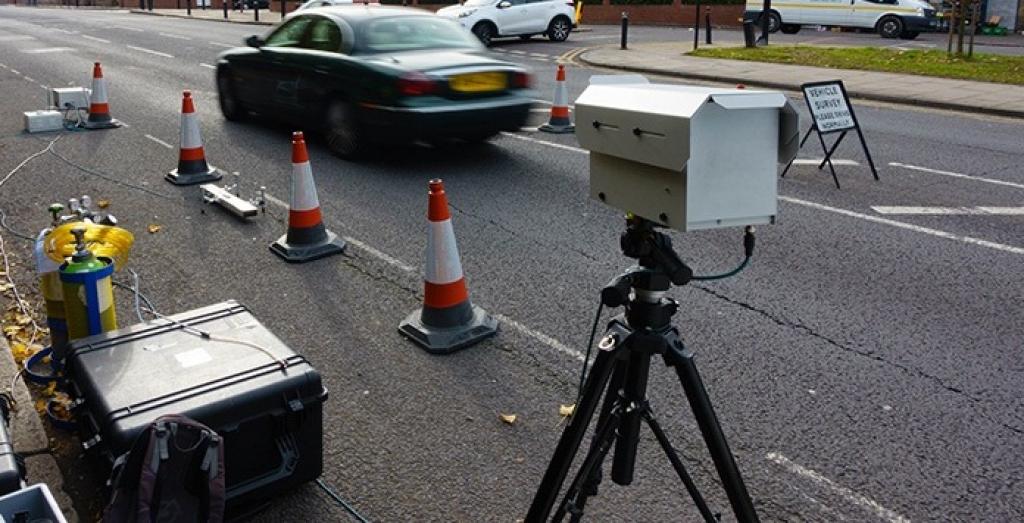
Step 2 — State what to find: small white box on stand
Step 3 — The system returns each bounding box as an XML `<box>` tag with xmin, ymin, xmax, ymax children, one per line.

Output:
<box><xmin>51</xmin><ymin>87</ymin><xmax>91</xmax><ymax>110</ymax></box>
<box><xmin>23</xmin><ymin>110</ymin><xmax>64</xmax><ymax>133</ymax></box>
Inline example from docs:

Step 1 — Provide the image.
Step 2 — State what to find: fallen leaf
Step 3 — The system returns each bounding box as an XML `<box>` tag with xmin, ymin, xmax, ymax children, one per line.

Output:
<box><xmin>15</xmin><ymin>314</ymin><xmax>32</xmax><ymax>326</ymax></box>
<box><xmin>2</xmin><ymin>325</ymin><xmax>23</xmax><ymax>337</ymax></box>
<box><xmin>559</xmin><ymin>404</ymin><xmax>576</xmax><ymax>418</ymax></box>
<box><xmin>0</xmin><ymin>282</ymin><xmax>12</xmax><ymax>292</ymax></box>
<box><xmin>42</xmin><ymin>382</ymin><xmax>57</xmax><ymax>398</ymax></box>
<box><xmin>147</xmin><ymin>224</ymin><xmax>162</xmax><ymax>234</ymax></box>
<box><xmin>499</xmin><ymin>413</ymin><xmax>517</xmax><ymax>425</ymax></box>
<box><xmin>34</xmin><ymin>400</ymin><xmax>46</xmax><ymax>415</ymax></box>
<box><xmin>97</xmin><ymin>199</ymin><xmax>110</xmax><ymax>209</ymax></box>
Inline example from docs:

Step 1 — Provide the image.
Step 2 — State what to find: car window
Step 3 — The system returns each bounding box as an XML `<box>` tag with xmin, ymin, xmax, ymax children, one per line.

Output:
<box><xmin>358</xmin><ymin>16</ymin><xmax>482</xmax><ymax>53</ymax></box>
<box><xmin>303</xmin><ymin>18</ymin><xmax>342</xmax><ymax>52</ymax></box>
<box><xmin>265</xmin><ymin>16</ymin><xmax>313</xmax><ymax>47</ymax></box>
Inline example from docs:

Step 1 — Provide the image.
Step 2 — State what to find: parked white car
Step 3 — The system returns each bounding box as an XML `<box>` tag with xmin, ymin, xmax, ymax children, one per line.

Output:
<box><xmin>437</xmin><ymin>0</ymin><xmax>576</xmax><ymax>45</ymax></box>
<box><xmin>744</xmin><ymin>0</ymin><xmax>939</xmax><ymax>39</ymax></box>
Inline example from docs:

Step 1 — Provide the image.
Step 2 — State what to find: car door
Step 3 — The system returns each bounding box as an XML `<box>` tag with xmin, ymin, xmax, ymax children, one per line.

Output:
<box><xmin>256</xmin><ymin>15</ymin><xmax>316</xmax><ymax>114</ymax></box>
<box><xmin>290</xmin><ymin>16</ymin><xmax>346</xmax><ymax>122</ymax></box>
<box><xmin>850</xmin><ymin>0</ymin><xmax>895</xmax><ymax>28</ymax></box>
<box><xmin>524</xmin><ymin>0</ymin><xmax>556</xmax><ymax>34</ymax></box>
<box><xmin>802</xmin><ymin>0</ymin><xmax>853</xmax><ymax>27</ymax></box>
<box><xmin>494</xmin><ymin>0</ymin><xmax>532</xmax><ymax>35</ymax></box>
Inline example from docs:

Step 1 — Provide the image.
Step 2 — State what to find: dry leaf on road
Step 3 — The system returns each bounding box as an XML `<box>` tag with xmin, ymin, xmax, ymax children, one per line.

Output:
<box><xmin>499</xmin><ymin>413</ymin><xmax>517</xmax><ymax>425</ymax></box>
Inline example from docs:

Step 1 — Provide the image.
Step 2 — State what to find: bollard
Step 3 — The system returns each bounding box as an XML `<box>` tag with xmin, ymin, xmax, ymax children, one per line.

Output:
<box><xmin>620</xmin><ymin>12</ymin><xmax>628</xmax><ymax>50</ymax></box>
<box><xmin>255</xmin><ymin>2</ymin><xmax>260</xmax><ymax>21</ymax></box>
<box><xmin>743</xmin><ymin>20</ymin><xmax>756</xmax><ymax>47</ymax></box>
<box><xmin>693</xmin><ymin>0</ymin><xmax>700</xmax><ymax>49</ymax></box>
<box><xmin>187</xmin><ymin>0</ymin><xmax>191</xmax><ymax>15</ymax></box>
<box><xmin>223</xmin><ymin>0</ymin><xmax>228</xmax><ymax>17</ymax></box>
<box><xmin>705</xmin><ymin>7</ymin><xmax>712</xmax><ymax>45</ymax></box>
<box><xmin>280</xmin><ymin>0</ymin><xmax>285</xmax><ymax>19</ymax></box>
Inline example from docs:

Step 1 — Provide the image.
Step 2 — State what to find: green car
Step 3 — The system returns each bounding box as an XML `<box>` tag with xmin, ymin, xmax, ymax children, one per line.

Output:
<box><xmin>216</xmin><ymin>5</ymin><xmax>536</xmax><ymax>158</ymax></box>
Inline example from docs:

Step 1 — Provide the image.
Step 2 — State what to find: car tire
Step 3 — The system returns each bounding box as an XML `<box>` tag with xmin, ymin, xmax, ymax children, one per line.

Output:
<box><xmin>899</xmin><ymin>30</ymin><xmax>920</xmax><ymax>40</ymax></box>
<box><xmin>877</xmin><ymin>15</ymin><xmax>903</xmax><ymax>38</ymax></box>
<box><xmin>472</xmin><ymin>22</ymin><xmax>496</xmax><ymax>46</ymax></box>
<box><xmin>780</xmin><ymin>24</ymin><xmax>801</xmax><ymax>34</ymax></box>
<box><xmin>766</xmin><ymin>11</ymin><xmax>782</xmax><ymax>33</ymax></box>
<box><xmin>216</xmin><ymin>70</ymin><xmax>246</xmax><ymax>122</ymax></box>
<box><xmin>325</xmin><ymin>100</ymin><xmax>366</xmax><ymax>160</ymax></box>
<box><xmin>547</xmin><ymin>16</ymin><xmax>572</xmax><ymax>42</ymax></box>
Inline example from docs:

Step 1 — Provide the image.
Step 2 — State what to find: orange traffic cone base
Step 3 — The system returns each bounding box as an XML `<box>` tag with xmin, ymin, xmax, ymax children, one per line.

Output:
<box><xmin>539</xmin><ymin>121</ymin><xmax>574</xmax><ymax>134</ymax></box>
<box><xmin>399</xmin><ymin>304</ymin><xmax>498</xmax><ymax>354</ymax></box>
<box><xmin>81</xmin><ymin>118</ymin><xmax>121</xmax><ymax>130</ymax></box>
<box><xmin>270</xmin><ymin>229</ymin><xmax>345</xmax><ymax>263</ymax></box>
<box><xmin>166</xmin><ymin>165</ymin><xmax>222</xmax><ymax>186</ymax></box>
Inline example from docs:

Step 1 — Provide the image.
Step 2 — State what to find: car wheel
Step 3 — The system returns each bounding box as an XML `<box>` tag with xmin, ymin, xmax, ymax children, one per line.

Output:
<box><xmin>472</xmin><ymin>22</ymin><xmax>495</xmax><ymax>46</ymax></box>
<box><xmin>899</xmin><ymin>30</ymin><xmax>920</xmax><ymax>40</ymax></box>
<box><xmin>325</xmin><ymin>100</ymin><xmax>366</xmax><ymax>160</ymax></box>
<box><xmin>766</xmin><ymin>11</ymin><xmax>782</xmax><ymax>33</ymax></box>
<box><xmin>216</xmin><ymin>70</ymin><xmax>246</xmax><ymax>122</ymax></box>
<box><xmin>780</xmin><ymin>24</ymin><xmax>801</xmax><ymax>34</ymax></box>
<box><xmin>877</xmin><ymin>15</ymin><xmax>903</xmax><ymax>38</ymax></box>
<box><xmin>547</xmin><ymin>16</ymin><xmax>571</xmax><ymax>42</ymax></box>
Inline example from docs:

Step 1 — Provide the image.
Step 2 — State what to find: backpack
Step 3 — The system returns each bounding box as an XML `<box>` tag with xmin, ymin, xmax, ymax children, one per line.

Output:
<box><xmin>103</xmin><ymin>414</ymin><xmax>226</xmax><ymax>523</ymax></box>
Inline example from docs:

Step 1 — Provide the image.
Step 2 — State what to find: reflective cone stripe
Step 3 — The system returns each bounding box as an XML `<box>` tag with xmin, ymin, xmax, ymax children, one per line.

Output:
<box><xmin>285</xmin><ymin>132</ymin><xmax>328</xmax><ymax>245</ymax></box>
<box><xmin>543</xmin><ymin>64</ymin><xmax>573</xmax><ymax>128</ymax></box>
<box><xmin>422</xmin><ymin>179</ymin><xmax>471</xmax><ymax>318</ymax></box>
<box><xmin>175</xmin><ymin>91</ymin><xmax>212</xmax><ymax>174</ymax></box>
<box><xmin>87</xmin><ymin>62</ymin><xmax>112</xmax><ymax>123</ymax></box>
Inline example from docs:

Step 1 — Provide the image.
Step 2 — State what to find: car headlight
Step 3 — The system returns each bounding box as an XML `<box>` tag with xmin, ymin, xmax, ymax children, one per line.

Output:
<box><xmin>915</xmin><ymin>7</ymin><xmax>924</xmax><ymax>15</ymax></box>
<box><xmin>458</xmin><ymin>9</ymin><xmax>477</xmax><ymax>18</ymax></box>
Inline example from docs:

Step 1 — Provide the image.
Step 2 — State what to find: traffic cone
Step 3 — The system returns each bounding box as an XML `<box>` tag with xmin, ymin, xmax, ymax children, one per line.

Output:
<box><xmin>399</xmin><ymin>179</ymin><xmax>498</xmax><ymax>354</ymax></box>
<box><xmin>539</xmin><ymin>64</ymin><xmax>574</xmax><ymax>134</ymax></box>
<box><xmin>82</xmin><ymin>62</ymin><xmax>121</xmax><ymax>130</ymax></box>
<box><xmin>270</xmin><ymin>131</ymin><xmax>346</xmax><ymax>263</ymax></box>
<box><xmin>166</xmin><ymin>91</ymin><xmax>222</xmax><ymax>186</ymax></box>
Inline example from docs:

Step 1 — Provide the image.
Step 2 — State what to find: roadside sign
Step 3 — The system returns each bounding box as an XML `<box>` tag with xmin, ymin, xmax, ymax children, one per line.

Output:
<box><xmin>781</xmin><ymin>80</ymin><xmax>878</xmax><ymax>189</ymax></box>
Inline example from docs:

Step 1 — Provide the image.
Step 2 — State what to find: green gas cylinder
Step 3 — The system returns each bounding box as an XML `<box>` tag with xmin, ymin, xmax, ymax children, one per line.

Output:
<box><xmin>60</xmin><ymin>228</ymin><xmax>116</xmax><ymax>342</ymax></box>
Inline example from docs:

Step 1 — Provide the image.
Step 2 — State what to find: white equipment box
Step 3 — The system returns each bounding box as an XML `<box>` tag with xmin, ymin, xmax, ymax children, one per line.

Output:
<box><xmin>23</xmin><ymin>110</ymin><xmax>64</xmax><ymax>133</ymax></box>
<box><xmin>51</xmin><ymin>87</ymin><xmax>91</xmax><ymax>110</ymax></box>
<box><xmin>576</xmin><ymin>77</ymin><xmax>800</xmax><ymax>231</ymax></box>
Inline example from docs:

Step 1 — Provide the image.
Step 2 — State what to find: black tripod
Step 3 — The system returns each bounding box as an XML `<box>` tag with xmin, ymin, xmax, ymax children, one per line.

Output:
<box><xmin>526</xmin><ymin>217</ymin><xmax>760</xmax><ymax>523</ymax></box>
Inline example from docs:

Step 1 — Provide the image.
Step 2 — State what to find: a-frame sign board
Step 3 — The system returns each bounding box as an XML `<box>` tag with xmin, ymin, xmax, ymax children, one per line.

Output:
<box><xmin>782</xmin><ymin>80</ymin><xmax>879</xmax><ymax>189</ymax></box>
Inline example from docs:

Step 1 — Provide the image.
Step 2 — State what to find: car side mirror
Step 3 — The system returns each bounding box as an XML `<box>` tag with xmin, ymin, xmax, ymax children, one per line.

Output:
<box><xmin>497</xmin><ymin>1</ymin><xmax>512</xmax><ymax>7</ymax></box>
<box><xmin>245</xmin><ymin>35</ymin><xmax>264</xmax><ymax>48</ymax></box>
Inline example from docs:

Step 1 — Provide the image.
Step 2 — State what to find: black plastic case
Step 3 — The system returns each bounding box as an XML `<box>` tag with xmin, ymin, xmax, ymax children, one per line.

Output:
<box><xmin>66</xmin><ymin>301</ymin><xmax>326</xmax><ymax>511</ymax></box>
<box><xmin>0</xmin><ymin>399</ymin><xmax>24</xmax><ymax>496</ymax></box>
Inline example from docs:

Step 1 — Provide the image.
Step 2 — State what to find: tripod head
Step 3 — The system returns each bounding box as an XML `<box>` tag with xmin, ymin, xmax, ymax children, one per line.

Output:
<box><xmin>601</xmin><ymin>215</ymin><xmax>693</xmax><ymax>307</ymax></box>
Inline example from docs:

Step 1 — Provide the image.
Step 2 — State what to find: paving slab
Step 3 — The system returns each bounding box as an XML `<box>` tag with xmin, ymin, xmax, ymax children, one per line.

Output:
<box><xmin>24</xmin><ymin>454</ymin><xmax>79</xmax><ymax>523</ymax></box>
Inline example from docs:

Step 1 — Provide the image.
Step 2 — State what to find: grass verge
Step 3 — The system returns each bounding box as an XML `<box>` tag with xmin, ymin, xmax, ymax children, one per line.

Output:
<box><xmin>689</xmin><ymin>46</ymin><xmax>1024</xmax><ymax>85</ymax></box>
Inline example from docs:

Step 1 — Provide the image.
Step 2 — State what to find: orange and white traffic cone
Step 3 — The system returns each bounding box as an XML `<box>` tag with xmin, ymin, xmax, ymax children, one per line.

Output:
<box><xmin>270</xmin><ymin>131</ymin><xmax>346</xmax><ymax>263</ymax></box>
<box><xmin>399</xmin><ymin>179</ymin><xmax>498</xmax><ymax>354</ymax></box>
<box><xmin>82</xmin><ymin>62</ymin><xmax>121</xmax><ymax>130</ymax></box>
<box><xmin>166</xmin><ymin>90</ymin><xmax>222</xmax><ymax>185</ymax></box>
<box><xmin>539</xmin><ymin>64</ymin><xmax>574</xmax><ymax>134</ymax></box>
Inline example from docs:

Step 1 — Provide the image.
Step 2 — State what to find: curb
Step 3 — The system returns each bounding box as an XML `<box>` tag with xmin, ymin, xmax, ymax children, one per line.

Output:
<box><xmin>129</xmin><ymin>8</ymin><xmax>276</xmax><ymax>25</ymax></box>
<box><xmin>577</xmin><ymin>50</ymin><xmax>1024</xmax><ymax>119</ymax></box>
<box><xmin>0</xmin><ymin>336</ymin><xmax>79</xmax><ymax>522</ymax></box>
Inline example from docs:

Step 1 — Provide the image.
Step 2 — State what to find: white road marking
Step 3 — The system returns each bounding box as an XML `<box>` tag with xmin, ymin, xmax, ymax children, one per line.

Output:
<box><xmin>0</xmin><ymin>64</ymin><xmax>7</xmax><ymax>69</ymax></box>
<box><xmin>508</xmin><ymin>50</ymin><xmax>527</xmax><ymax>55</ymax></box>
<box><xmin>81</xmin><ymin>35</ymin><xmax>112</xmax><ymax>44</ymax></box>
<box><xmin>0</xmin><ymin>36</ymin><xmax>36</xmax><ymax>42</ymax></box>
<box><xmin>872</xmin><ymin>206</ymin><xmax>1024</xmax><ymax>216</ymax></box>
<box><xmin>767</xmin><ymin>453</ymin><xmax>910</xmax><ymax>523</ymax></box>
<box><xmin>159</xmin><ymin>32</ymin><xmax>192</xmax><ymax>41</ymax></box>
<box><xmin>10</xmin><ymin>69</ymin><xmax>20</xmax><ymax>75</ymax></box>
<box><xmin>780</xmin><ymin>196</ymin><xmax>1024</xmax><ymax>255</ymax></box>
<box><xmin>499</xmin><ymin>132</ymin><xmax>587</xmax><ymax>155</ymax></box>
<box><xmin>200</xmin><ymin>63</ymin><xmax>217</xmax><ymax>69</ymax></box>
<box><xmin>208</xmin><ymin>41</ymin><xmax>234</xmax><ymax>48</ymax></box>
<box><xmin>567</xmin><ymin>35</ymin><xmax>617</xmax><ymax>42</ymax></box>
<box><xmin>22</xmin><ymin>76</ymin><xmax>35</xmax><ymax>83</ymax></box>
<box><xmin>144</xmin><ymin>134</ymin><xmax>174</xmax><ymax>149</ymax></box>
<box><xmin>792</xmin><ymin>158</ymin><xmax>860</xmax><ymax>166</ymax></box>
<box><xmin>529</xmin><ymin>52</ymin><xmax>550</xmax><ymax>58</ymax></box>
<box><xmin>114</xmin><ymin>26</ymin><xmax>145</xmax><ymax>32</ymax></box>
<box><xmin>262</xmin><ymin>190</ymin><xmax>584</xmax><ymax>361</ymax></box>
<box><xmin>889</xmin><ymin>162</ymin><xmax>1024</xmax><ymax>190</ymax></box>
<box><xmin>52</xmin><ymin>28</ymin><xmax>78</xmax><ymax>35</ymax></box>
<box><xmin>127</xmin><ymin>45</ymin><xmax>174</xmax><ymax>58</ymax></box>
<box><xmin>23</xmin><ymin>47</ymin><xmax>76</xmax><ymax>54</ymax></box>
<box><xmin>493</xmin><ymin>314</ymin><xmax>586</xmax><ymax>362</ymax></box>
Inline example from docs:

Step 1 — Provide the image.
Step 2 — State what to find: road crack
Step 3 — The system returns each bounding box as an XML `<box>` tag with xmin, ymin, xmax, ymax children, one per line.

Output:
<box><xmin>447</xmin><ymin>203</ymin><xmax>600</xmax><ymax>263</ymax></box>
<box><xmin>692</xmin><ymin>284</ymin><xmax>1024</xmax><ymax>436</ymax></box>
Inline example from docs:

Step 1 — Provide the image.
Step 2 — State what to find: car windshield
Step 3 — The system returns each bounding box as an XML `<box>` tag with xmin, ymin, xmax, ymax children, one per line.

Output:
<box><xmin>358</xmin><ymin>16</ymin><xmax>482</xmax><ymax>52</ymax></box>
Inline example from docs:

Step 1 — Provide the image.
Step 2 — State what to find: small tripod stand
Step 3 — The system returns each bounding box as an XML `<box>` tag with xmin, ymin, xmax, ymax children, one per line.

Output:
<box><xmin>525</xmin><ymin>217</ymin><xmax>760</xmax><ymax>523</ymax></box>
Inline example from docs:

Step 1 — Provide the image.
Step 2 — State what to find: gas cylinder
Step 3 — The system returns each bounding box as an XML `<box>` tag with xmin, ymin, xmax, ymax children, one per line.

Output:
<box><xmin>60</xmin><ymin>227</ymin><xmax>116</xmax><ymax>343</ymax></box>
<box><xmin>35</xmin><ymin>228</ymin><xmax>67</xmax><ymax>362</ymax></box>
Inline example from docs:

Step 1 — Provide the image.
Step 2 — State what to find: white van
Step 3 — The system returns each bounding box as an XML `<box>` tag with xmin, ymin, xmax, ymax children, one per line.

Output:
<box><xmin>744</xmin><ymin>0</ymin><xmax>939</xmax><ymax>39</ymax></box>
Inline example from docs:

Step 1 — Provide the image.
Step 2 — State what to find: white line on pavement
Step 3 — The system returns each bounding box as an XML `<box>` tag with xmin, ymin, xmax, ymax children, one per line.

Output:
<box><xmin>22</xmin><ymin>48</ymin><xmax>75</xmax><ymax>54</ymax></box>
<box><xmin>9</xmin><ymin>69</ymin><xmax>20</xmax><ymax>75</ymax></box>
<box><xmin>114</xmin><ymin>26</ymin><xmax>145</xmax><ymax>32</ymax></box>
<box><xmin>127</xmin><ymin>45</ymin><xmax>174</xmax><ymax>58</ymax></box>
<box><xmin>499</xmin><ymin>132</ymin><xmax>588</xmax><ymax>154</ymax></box>
<box><xmin>22</xmin><ymin>76</ymin><xmax>35</xmax><ymax>83</ymax></box>
<box><xmin>52</xmin><ymin>28</ymin><xmax>78</xmax><ymax>35</ymax></box>
<box><xmin>872</xmin><ymin>206</ymin><xmax>1024</xmax><ymax>216</ymax></box>
<box><xmin>0</xmin><ymin>36</ymin><xmax>36</xmax><ymax>42</ymax></box>
<box><xmin>159</xmin><ymin>32</ymin><xmax>192</xmax><ymax>41</ymax></box>
<box><xmin>208</xmin><ymin>41</ymin><xmax>234</xmax><ymax>48</ymax></box>
<box><xmin>766</xmin><ymin>453</ymin><xmax>910</xmax><ymax>523</ymax></box>
<box><xmin>780</xmin><ymin>196</ymin><xmax>1024</xmax><ymax>255</ymax></box>
<box><xmin>144</xmin><ymin>134</ymin><xmax>174</xmax><ymax>149</ymax></box>
<box><xmin>199</xmin><ymin>63</ymin><xmax>217</xmax><ymax>69</ymax></box>
<box><xmin>792</xmin><ymin>158</ymin><xmax>860</xmax><ymax>167</ymax></box>
<box><xmin>508</xmin><ymin>50</ymin><xmax>527</xmax><ymax>55</ymax></box>
<box><xmin>889</xmin><ymin>162</ymin><xmax>1024</xmax><ymax>190</ymax></box>
<box><xmin>529</xmin><ymin>52</ymin><xmax>550</xmax><ymax>58</ymax></box>
<box><xmin>493</xmin><ymin>314</ymin><xmax>586</xmax><ymax>362</ymax></box>
<box><xmin>81</xmin><ymin>35</ymin><xmax>112</xmax><ymax>44</ymax></box>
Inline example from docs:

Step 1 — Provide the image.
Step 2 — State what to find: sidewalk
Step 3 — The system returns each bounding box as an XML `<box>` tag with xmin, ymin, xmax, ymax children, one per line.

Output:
<box><xmin>131</xmin><ymin>7</ymin><xmax>279</xmax><ymax>25</ymax></box>
<box><xmin>578</xmin><ymin>42</ymin><xmax>1024</xmax><ymax>118</ymax></box>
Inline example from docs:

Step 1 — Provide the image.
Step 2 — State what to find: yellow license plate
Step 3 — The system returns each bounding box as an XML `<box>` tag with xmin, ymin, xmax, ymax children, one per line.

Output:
<box><xmin>449</xmin><ymin>72</ymin><xmax>507</xmax><ymax>93</ymax></box>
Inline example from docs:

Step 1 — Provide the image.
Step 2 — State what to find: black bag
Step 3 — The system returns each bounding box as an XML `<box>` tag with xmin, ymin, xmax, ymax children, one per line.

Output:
<box><xmin>103</xmin><ymin>414</ymin><xmax>225</xmax><ymax>523</ymax></box>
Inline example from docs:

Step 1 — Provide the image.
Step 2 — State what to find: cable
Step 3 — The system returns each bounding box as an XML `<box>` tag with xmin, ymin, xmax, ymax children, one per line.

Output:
<box><xmin>0</xmin><ymin>234</ymin><xmax>43</xmax><ymax>347</ymax></box>
<box><xmin>0</xmin><ymin>206</ymin><xmax>34</xmax><ymax>242</ymax></box>
<box><xmin>0</xmin><ymin>134</ymin><xmax>61</xmax><ymax>189</ymax></box>
<box><xmin>316</xmin><ymin>478</ymin><xmax>371</xmax><ymax>523</ymax></box>
<box><xmin>691</xmin><ymin>226</ymin><xmax>756</xmax><ymax>282</ymax></box>
<box><xmin>47</xmin><ymin>147</ymin><xmax>178</xmax><ymax>201</ymax></box>
<box><xmin>574</xmin><ymin>302</ymin><xmax>604</xmax><ymax>411</ymax></box>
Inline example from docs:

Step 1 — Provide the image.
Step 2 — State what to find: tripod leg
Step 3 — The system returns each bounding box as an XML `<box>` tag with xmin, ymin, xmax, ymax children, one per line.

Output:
<box><xmin>568</xmin><ymin>361</ymin><xmax>628</xmax><ymax>522</ymax></box>
<box><xmin>526</xmin><ymin>343</ymin><xmax>620</xmax><ymax>523</ymax></box>
<box><xmin>611</xmin><ymin>350</ymin><xmax>652</xmax><ymax>486</ymax></box>
<box><xmin>666</xmin><ymin>339</ymin><xmax>760</xmax><ymax>523</ymax></box>
<box><xmin>555</xmin><ymin>402</ymin><xmax>623</xmax><ymax>522</ymax></box>
<box><xmin>642</xmin><ymin>408</ymin><xmax>717</xmax><ymax>523</ymax></box>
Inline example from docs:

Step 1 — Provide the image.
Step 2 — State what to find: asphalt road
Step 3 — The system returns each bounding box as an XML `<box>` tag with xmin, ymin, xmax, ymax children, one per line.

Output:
<box><xmin>1</xmin><ymin>6</ymin><xmax>1023</xmax><ymax>522</ymax></box>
